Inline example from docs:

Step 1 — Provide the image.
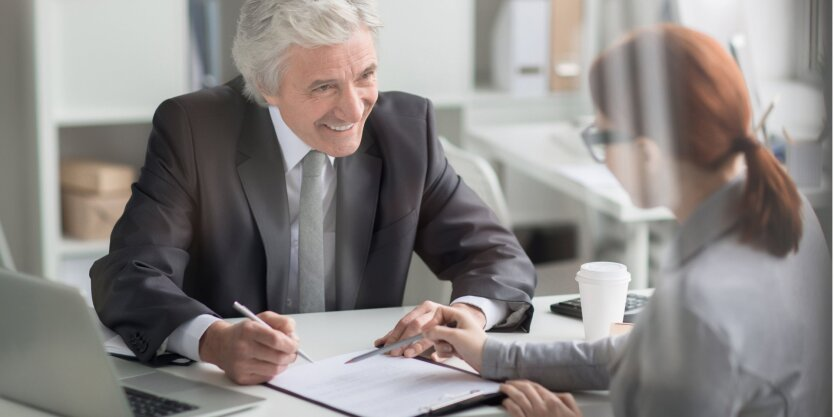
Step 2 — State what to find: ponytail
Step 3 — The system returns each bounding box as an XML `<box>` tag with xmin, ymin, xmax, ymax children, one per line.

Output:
<box><xmin>734</xmin><ymin>136</ymin><xmax>803</xmax><ymax>257</ymax></box>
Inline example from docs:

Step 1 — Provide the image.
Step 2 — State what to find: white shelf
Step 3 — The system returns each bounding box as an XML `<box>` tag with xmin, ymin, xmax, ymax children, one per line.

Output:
<box><xmin>33</xmin><ymin>0</ymin><xmax>190</xmax><ymax>280</ymax></box>
<box><xmin>59</xmin><ymin>237</ymin><xmax>109</xmax><ymax>258</ymax></box>
<box><xmin>428</xmin><ymin>89</ymin><xmax>585</xmax><ymax>109</ymax></box>
<box><xmin>54</xmin><ymin>107</ymin><xmax>156</xmax><ymax>127</ymax></box>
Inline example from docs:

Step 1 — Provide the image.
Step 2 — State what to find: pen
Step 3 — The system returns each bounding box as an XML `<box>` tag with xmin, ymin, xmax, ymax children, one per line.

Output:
<box><xmin>345</xmin><ymin>321</ymin><xmax>457</xmax><ymax>364</ymax></box>
<box><xmin>232</xmin><ymin>301</ymin><xmax>315</xmax><ymax>363</ymax></box>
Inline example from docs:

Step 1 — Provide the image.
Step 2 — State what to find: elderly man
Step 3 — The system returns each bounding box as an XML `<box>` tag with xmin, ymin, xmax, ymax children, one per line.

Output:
<box><xmin>91</xmin><ymin>0</ymin><xmax>536</xmax><ymax>384</ymax></box>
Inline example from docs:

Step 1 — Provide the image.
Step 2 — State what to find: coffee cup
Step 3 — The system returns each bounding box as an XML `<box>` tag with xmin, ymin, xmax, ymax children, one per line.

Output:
<box><xmin>575</xmin><ymin>262</ymin><xmax>631</xmax><ymax>342</ymax></box>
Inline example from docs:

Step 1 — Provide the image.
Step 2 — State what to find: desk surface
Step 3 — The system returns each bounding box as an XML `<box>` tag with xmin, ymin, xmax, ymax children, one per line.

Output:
<box><xmin>467</xmin><ymin>122</ymin><xmax>674</xmax><ymax>223</ymax></box>
<box><xmin>0</xmin><ymin>295</ymin><xmax>615</xmax><ymax>417</ymax></box>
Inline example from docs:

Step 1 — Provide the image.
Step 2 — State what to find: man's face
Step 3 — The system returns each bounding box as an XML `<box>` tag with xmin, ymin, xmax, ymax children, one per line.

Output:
<box><xmin>263</xmin><ymin>28</ymin><xmax>378</xmax><ymax>157</ymax></box>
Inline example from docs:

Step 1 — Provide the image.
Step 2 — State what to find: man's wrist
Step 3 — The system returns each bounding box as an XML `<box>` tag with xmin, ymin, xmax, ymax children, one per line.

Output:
<box><xmin>450</xmin><ymin>302</ymin><xmax>487</xmax><ymax>329</ymax></box>
<box><xmin>199</xmin><ymin>320</ymin><xmax>231</xmax><ymax>365</ymax></box>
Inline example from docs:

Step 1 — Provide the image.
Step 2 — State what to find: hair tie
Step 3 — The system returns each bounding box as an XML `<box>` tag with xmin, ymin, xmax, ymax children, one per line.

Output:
<box><xmin>732</xmin><ymin>136</ymin><xmax>760</xmax><ymax>154</ymax></box>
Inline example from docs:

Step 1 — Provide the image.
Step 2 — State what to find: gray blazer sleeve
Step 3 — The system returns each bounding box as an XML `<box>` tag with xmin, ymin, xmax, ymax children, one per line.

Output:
<box><xmin>90</xmin><ymin>100</ymin><xmax>217</xmax><ymax>361</ymax></box>
<box><xmin>480</xmin><ymin>334</ymin><xmax>630</xmax><ymax>391</ymax></box>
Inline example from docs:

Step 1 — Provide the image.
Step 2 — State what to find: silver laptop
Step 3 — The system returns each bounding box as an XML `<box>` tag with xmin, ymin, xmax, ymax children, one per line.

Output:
<box><xmin>0</xmin><ymin>268</ymin><xmax>264</xmax><ymax>417</ymax></box>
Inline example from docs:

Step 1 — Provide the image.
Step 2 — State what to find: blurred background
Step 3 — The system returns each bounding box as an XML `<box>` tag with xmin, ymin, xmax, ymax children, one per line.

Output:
<box><xmin>0</xmin><ymin>0</ymin><xmax>829</xmax><ymax>304</ymax></box>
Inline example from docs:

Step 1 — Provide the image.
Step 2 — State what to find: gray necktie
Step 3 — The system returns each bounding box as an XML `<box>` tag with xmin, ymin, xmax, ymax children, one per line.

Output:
<box><xmin>298</xmin><ymin>150</ymin><xmax>326</xmax><ymax>313</ymax></box>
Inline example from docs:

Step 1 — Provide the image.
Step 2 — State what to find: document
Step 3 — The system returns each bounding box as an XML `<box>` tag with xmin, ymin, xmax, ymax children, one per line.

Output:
<box><xmin>267</xmin><ymin>350</ymin><xmax>502</xmax><ymax>417</ymax></box>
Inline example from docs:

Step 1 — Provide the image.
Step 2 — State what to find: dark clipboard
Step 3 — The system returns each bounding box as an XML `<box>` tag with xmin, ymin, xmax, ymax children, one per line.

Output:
<box><xmin>262</xmin><ymin>356</ymin><xmax>506</xmax><ymax>417</ymax></box>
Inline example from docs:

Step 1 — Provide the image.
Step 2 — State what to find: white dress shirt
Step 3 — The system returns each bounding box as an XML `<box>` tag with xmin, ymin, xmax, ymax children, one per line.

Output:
<box><xmin>165</xmin><ymin>107</ymin><xmax>508</xmax><ymax>361</ymax></box>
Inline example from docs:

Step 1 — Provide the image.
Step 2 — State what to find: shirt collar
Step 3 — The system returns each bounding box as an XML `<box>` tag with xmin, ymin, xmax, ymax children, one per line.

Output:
<box><xmin>268</xmin><ymin>106</ymin><xmax>335</xmax><ymax>172</ymax></box>
<box><xmin>663</xmin><ymin>173</ymin><xmax>746</xmax><ymax>269</ymax></box>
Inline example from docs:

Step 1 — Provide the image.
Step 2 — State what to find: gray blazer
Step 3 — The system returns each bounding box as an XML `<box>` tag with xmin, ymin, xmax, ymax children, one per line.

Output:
<box><xmin>482</xmin><ymin>176</ymin><xmax>831</xmax><ymax>416</ymax></box>
<box><xmin>91</xmin><ymin>78</ymin><xmax>536</xmax><ymax>362</ymax></box>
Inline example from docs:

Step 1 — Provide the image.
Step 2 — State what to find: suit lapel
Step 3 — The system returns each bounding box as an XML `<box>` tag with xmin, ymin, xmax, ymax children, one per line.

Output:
<box><xmin>335</xmin><ymin>139</ymin><xmax>381</xmax><ymax>310</ymax></box>
<box><xmin>236</xmin><ymin>102</ymin><xmax>291</xmax><ymax>312</ymax></box>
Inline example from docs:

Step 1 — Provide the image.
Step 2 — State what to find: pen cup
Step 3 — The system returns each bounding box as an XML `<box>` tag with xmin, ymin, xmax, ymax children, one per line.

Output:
<box><xmin>575</xmin><ymin>262</ymin><xmax>631</xmax><ymax>342</ymax></box>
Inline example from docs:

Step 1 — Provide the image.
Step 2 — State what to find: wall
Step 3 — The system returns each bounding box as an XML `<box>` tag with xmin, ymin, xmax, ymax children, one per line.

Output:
<box><xmin>0</xmin><ymin>0</ymin><xmax>39</xmax><ymax>273</ymax></box>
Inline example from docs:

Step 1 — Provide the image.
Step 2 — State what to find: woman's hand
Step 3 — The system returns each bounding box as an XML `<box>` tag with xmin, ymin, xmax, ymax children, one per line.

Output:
<box><xmin>421</xmin><ymin>305</ymin><xmax>488</xmax><ymax>371</ymax></box>
<box><xmin>500</xmin><ymin>380</ymin><xmax>582</xmax><ymax>417</ymax></box>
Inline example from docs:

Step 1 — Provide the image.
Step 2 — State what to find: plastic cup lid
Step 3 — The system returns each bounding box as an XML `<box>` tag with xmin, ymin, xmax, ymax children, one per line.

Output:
<box><xmin>575</xmin><ymin>262</ymin><xmax>631</xmax><ymax>283</ymax></box>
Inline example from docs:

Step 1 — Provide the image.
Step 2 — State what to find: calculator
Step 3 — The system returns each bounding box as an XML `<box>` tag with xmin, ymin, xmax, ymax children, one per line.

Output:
<box><xmin>550</xmin><ymin>293</ymin><xmax>650</xmax><ymax>323</ymax></box>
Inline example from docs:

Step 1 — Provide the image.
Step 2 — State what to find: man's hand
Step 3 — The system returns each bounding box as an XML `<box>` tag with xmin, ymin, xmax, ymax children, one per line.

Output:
<box><xmin>199</xmin><ymin>311</ymin><xmax>299</xmax><ymax>385</ymax></box>
<box><xmin>500</xmin><ymin>380</ymin><xmax>582</xmax><ymax>417</ymax></box>
<box><xmin>373</xmin><ymin>301</ymin><xmax>486</xmax><ymax>359</ymax></box>
<box><xmin>421</xmin><ymin>305</ymin><xmax>488</xmax><ymax>370</ymax></box>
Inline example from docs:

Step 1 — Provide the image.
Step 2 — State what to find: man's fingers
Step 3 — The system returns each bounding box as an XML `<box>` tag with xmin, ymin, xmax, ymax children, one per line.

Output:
<box><xmin>258</xmin><ymin>311</ymin><xmax>296</xmax><ymax>334</ymax></box>
<box><xmin>248</xmin><ymin>342</ymin><xmax>298</xmax><ymax>366</ymax></box>
<box><xmin>229</xmin><ymin>372</ymin><xmax>265</xmax><ymax>386</ymax></box>
<box><xmin>403</xmin><ymin>339</ymin><xmax>434</xmax><ymax>358</ymax></box>
<box><xmin>245</xmin><ymin>322</ymin><xmax>298</xmax><ymax>353</ymax></box>
<box><xmin>243</xmin><ymin>358</ymin><xmax>287</xmax><ymax>380</ymax></box>
<box><xmin>229</xmin><ymin>359</ymin><xmax>289</xmax><ymax>385</ymax></box>
<box><xmin>373</xmin><ymin>331</ymin><xmax>392</xmax><ymax>348</ymax></box>
<box><xmin>389</xmin><ymin>310</ymin><xmax>435</xmax><ymax>356</ymax></box>
<box><xmin>423</xmin><ymin>305</ymin><xmax>456</xmax><ymax>330</ymax></box>
<box><xmin>387</xmin><ymin>301</ymin><xmax>436</xmax><ymax>345</ymax></box>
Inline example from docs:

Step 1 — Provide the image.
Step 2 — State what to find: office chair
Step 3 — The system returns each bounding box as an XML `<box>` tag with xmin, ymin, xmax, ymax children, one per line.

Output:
<box><xmin>403</xmin><ymin>138</ymin><xmax>511</xmax><ymax>305</ymax></box>
<box><xmin>0</xmin><ymin>221</ymin><xmax>16</xmax><ymax>271</ymax></box>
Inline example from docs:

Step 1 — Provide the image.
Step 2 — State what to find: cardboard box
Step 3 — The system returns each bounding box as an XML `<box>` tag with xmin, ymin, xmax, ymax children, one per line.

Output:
<box><xmin>62</xmin><ymin>191</ymin><xmax>131</xmax><ymax>240</ymax></box>
<box><xmin>61</xmin><ymin>159</ymin><xmax>136</xmax><ymax>195</ymax></box>
<box><xmin>549</xmin><ymin>0</ymin><xmax>583</xmax><ymax>92</ymax></box>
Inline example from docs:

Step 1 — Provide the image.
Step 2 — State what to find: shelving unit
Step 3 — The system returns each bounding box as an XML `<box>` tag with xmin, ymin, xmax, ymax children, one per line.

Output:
<box><xmin>33</xmin><ymin>0</ymin><xmax>191</xmax><ymax>282</ymax></box>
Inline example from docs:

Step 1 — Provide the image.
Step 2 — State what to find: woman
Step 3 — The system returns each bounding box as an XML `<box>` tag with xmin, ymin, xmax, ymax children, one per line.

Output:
<box><xmin>420</xmin><ymin>24</ymin><xmax>831</xmax><ymax>417</ymax></box>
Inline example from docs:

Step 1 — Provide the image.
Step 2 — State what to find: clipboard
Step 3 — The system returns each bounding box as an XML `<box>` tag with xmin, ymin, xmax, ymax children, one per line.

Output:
<box><xmin>419</xmin><ymin>390</ymin><xmax>507</xmax><ymax>416</ymax></box>
<box><xmin>264</xmin><ymin>351</ymin><xmax>505</xmax><ymax>417</ymax></box>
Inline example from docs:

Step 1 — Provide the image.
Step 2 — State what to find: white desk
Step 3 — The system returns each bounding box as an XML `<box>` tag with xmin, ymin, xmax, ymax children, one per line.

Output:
<box><xmin>0</xmin><ymin>295</ymin><xmax>614</xmax><ymax>417</ymax></box>
<box><xmin>467</xmin><ymin>122</ymin><xmax>674</xmax><ymax>288</ymax></box>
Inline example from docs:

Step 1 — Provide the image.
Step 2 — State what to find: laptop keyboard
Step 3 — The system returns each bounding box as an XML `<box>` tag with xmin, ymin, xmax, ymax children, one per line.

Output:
<box><xmin>124</xmin><ymin>387</ymin><xmax>199</xmax><ymax>417</ymax></box>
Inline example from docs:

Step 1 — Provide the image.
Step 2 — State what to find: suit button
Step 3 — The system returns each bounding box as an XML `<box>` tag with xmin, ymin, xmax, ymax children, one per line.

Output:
<box><xmin>287</xmin><ymin>298</ymin><xmax>293</xmax><ymax>307</ymax></box>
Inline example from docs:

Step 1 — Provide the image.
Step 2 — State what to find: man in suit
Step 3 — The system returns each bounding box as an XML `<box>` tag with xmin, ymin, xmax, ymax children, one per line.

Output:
<box><xmin>91</xmin><ymin>0</ymin><xmax>536</xmax><ymax>385</ymax></box>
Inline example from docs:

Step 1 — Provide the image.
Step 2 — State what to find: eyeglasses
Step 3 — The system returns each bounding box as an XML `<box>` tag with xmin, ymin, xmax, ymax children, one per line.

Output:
<box><xmin>581</xmin><ymin>124</ymin><xmax>640</xmax><ymax>163</ymax></box>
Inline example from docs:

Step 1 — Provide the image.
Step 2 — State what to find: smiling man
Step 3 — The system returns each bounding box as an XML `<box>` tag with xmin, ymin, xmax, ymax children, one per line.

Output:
<box><xmin>91</xmin><ymin>0</ymin><xmax>536</xmax><ymax>385</ymax></box>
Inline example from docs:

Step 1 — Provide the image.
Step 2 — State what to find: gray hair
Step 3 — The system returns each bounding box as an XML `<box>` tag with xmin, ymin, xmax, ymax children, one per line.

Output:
<box><xmin>232</xmin><ymin>0</ymin><xmax>383</xmax><ymax>105</ymax></box>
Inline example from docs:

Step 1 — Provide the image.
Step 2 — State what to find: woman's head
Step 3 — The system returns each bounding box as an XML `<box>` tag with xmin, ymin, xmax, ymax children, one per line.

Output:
<box><xmin>588</xmin><ymin>24</ymin><xmax>802</xmax><ymax>257</ymax></box>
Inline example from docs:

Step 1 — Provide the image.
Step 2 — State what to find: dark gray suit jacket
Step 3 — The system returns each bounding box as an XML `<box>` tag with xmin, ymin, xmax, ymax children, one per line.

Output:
<box><xmin>91</xmin><ymin>78</ymin><xmax>536</xmax><ymax>362</ymax></box>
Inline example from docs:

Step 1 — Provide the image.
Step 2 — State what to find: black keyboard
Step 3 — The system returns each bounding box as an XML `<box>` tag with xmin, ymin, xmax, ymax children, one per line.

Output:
<box><xmin>124</xmin><ymin>387</ymin><xmax>199</xmax><ymax>417</ymax></box>
<box><xmin>550</xmin><ymin>293</ymin><xmax>650</xmax><ymax>323</ymax></box>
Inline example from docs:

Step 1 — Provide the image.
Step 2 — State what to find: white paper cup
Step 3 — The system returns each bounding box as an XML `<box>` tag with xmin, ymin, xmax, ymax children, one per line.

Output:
<box><xmin>575</xmin><ymin>262</ymin><xmax>631</xmax><ymax>342</ymax></box>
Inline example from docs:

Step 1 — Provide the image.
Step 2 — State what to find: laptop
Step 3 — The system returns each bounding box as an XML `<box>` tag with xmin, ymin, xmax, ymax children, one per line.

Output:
<box><xmin>0</xmin><ymin>268</ymin><xmax>264</xmax><ymax>417</ymax></box>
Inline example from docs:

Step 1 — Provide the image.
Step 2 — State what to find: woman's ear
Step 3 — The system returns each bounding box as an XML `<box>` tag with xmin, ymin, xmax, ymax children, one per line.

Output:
<box><xmin>635</xmin><ymin>137</ymin><xmax>663</xmax><ymax>168</ymax></box>
<box><xmin>634</xmin><ymin>137</ymin><xmax>666</xmax><ymax>175</ymax></box>
<box><xmin>634</xmin><ymin>136</ymin><xmax>679</xmax><ymax>209</ymax></box>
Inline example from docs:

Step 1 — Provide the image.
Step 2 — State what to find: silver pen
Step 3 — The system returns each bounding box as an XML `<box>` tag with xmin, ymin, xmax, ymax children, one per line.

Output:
<box><xmin>345</xmin><ymin>321</ymin><xmax>458</xmax><ymax>364</ymax></box>
<box><xmin>232</xmin><ymin>301</ymin><xmax>315</xmax><ymax>363</ymax></box>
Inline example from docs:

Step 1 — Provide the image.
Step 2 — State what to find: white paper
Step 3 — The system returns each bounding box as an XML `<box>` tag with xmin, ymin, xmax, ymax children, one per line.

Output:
<box><xmin>268</xmin><ymin>351</ymin><xmax>501</xmax><ymax>417</ymax></box>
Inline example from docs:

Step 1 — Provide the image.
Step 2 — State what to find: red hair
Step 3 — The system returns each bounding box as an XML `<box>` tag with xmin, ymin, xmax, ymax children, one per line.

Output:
<box><xmin>588</xmin><ymin>24</ymin><xmax>802</xmax><ymax>257</ymax></box>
